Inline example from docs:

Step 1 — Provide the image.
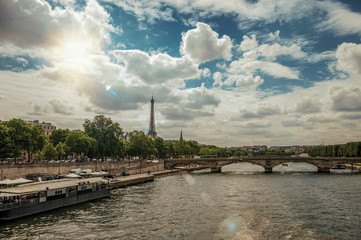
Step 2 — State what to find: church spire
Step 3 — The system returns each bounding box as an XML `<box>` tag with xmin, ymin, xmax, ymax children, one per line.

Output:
<box><xmin>180</xmin><ymin>130</ymin><xmax>183</xmax><ymax>141</ymax></box>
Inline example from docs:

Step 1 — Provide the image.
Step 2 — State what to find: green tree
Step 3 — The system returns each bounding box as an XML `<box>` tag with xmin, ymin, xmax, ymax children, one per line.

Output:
<box><xmin>50</xmin><ymin>129</ymin><xmax>70</xmax><ymax>146</ymax></box>
<box><xmin>127</xmin><ymin>130</ymin><xmax>155</xmax><ymax>159</ymax></box>
<box><xmin>44</xmin><ymin>142</ymin><xmax>57</xmax><ymax>160</ymax></box>
<box><xmin>4</xmin><ymin>119</ymin><xmax>46</xmax><ymax>161</ymax></box>
<box><xmin>165</xmin><ymin>141</ymin><xmax>175</xmax><ymax>158</ymax></box>
<box><xmin>30</xmin><ymin>125</ymin><xmax>47</xmax><ymax>160</ymax></box>
<box><xmin>83</xmin><ymin>115</ymin><xmax>123</xmax><ymax>160</ymax></box>
<box><xmin>65</xmin><ymin>131</ymin><xmax>95</xmax><ymax>159</ymax></box>
<box><xmin>55</xmin><ymin>142</ymin><xmax>67</xmax><ymax>160</ymax></box>
<box><xmin>0</xmin><ymin>124</ymin><xmax>17</xmax><ymax>160</ymax></box>
<box><xmin>154</xmin><ymin>137</ymin><xmax>166</xmax><ymax>159</ymax></box>
<box><xmin>3</xmin><ymin>119</ymin><xmax>31</xmax><ymax>160</ymax></box>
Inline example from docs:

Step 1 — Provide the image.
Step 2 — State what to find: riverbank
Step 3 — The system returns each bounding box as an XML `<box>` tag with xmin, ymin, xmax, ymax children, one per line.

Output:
<box><xmin>108</xmin><ymin>169</ymin><xmax>195</xmax><ymax>189</ymax></box>
<box><xmin>345</xmin><ymin>163</ymin><xmax>361</xmax><ymax>170</ymax></box>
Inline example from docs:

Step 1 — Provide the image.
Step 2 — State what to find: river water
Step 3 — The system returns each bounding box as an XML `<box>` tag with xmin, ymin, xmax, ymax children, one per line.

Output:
<box><xmin>1</xmin><ymin>163</ymin><xmax>361</xmax><ymax>240</ymax></box>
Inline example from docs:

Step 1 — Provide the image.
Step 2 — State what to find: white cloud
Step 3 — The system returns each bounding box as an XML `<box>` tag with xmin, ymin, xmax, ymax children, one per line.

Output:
<box><xmin>292</xmin><ymin>98</ymin><xmax>322</xmax><ymax>114</ymax></box>
<box><xmin>113</xmin><ymin>50</ymin><xmax>199</xmax><ymax>85</ymax></box>
<box><xmin>336</xmin><ymin>42</ymin><xmax>361</xmax><ymax>76</ymax></box>
<box><xmin>225</xmin><ymin>74</ymin><xmax>263</xmax><ymax>87</ymax></box>
<box><xmin>201</xmin><ymin>68</ymin><xmax>211</xmax><ymax>77</ymax></box>
<box><xmin>27</xmin><ymin>104</ymin><xmax>45</xmax><ymax>116</ymax></box>
<box><xmin>228</xmin><ymin>58</ymin><xmax>299</xmax><ymax>79</ymax></box>
<box><xmin>239</xmin><ymin>104</ymin><xmax>284</xmax><ymax>119</ymax></box>
<box><xmin>180</xmin><ymin>22</ymin><xmax>232</xmax><ymax>64</ymax></box>
<box><xmin>48</xmin><ymin>100</ymin><xmax>74</xmax><ymax>115</ymax></box>
<box><xmin>282</xmin><ymin>119</ymin><xmax>307</xmax><ymax>128</ymax></box>
<box><xmin>258</xmin><ymin>43</ymin><xmax>305</xmax><ymax>59</ymax></box>
<box><xmin>185</xmin><ymin>84</ymin><xmax>220</xmax><ymax>109</ymax></box>
<box><xmin>15</xmin><ymin>57</ymin><xmax>29</xmax><ymax>67</ymax></box>
<box><xmin>213</xmin><ymin>72</ymin><xmax>223</xmax><ymax>87</ymax></box>
<box><xmin>317</xmin><ymin>2</ymin><xmax>361</xmax><ymax>36</ymax></box>
<box><xmin>0</xmin><ymin>0</ymin><xmax>117</xmax><ymax>59</ymax></box>
<box><xmin>239</xmin><ymin>35</ymin><xmax>258</xmax><ymax>51</ymax></box>
<box><xmin>330</xmin><ymin>86</ymin><xmax>361</xmax><ymax>112</ymax></box>
<box><xmin>241</xmin><ymin>121</ymin><xmax>272</xmax><ymax>128</ymax></box>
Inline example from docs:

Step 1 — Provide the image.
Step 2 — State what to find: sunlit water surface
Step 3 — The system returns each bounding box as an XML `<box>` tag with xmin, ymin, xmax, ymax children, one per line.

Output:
<box><xmin>1</xmin><ymin>163</ymin><xmax>361</xmax><ymax>239</ymax></box>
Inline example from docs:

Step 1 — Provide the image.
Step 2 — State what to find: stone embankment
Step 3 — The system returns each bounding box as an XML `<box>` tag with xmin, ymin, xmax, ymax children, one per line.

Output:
<box><xmin>108</xmin><ymin>168</ymin><xmax>202</xmax><ymax>189</ymax></box>
<box><xmin>0</xmin><ymin>161</ymin><xmax>164</xmax><ymax>180</ymax></box>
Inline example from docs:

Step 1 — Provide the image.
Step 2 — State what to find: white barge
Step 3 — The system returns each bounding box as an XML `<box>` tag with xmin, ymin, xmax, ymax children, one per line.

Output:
<box><xmin>0</xmin><ymin>177</ymin><xmax>109</xmax><ymax>221</ymax></box>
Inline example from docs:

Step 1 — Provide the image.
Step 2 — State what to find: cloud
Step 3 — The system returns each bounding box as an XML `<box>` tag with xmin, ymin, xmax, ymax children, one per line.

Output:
<box><xmin>0</xmin><ymin>92</ymin><xmax>4</xmax><ymax>100</ymax></box>
<box><xmin>317</xmin><ymin>3</ymin><xmax>361</xmax><ymax>36</ymax></box>
<box><xmin>239</xmin><ymin>104</ymin><xmax>284</xmax><ymax>119</ymax></box>
<box><xmin>160</xmin><ymin>107</ymin><xmax>213</xmax><ymax>120</ymax></box>
<box><xmin>239</xmin><ymin>33</ymin><xmax>306</xmax><ymax>60</ymax></box>
<box><xmin>0</xmin><ymin>0</ymin><xmax>117</xmax><ymax>59</ymax></box>
<box><xmin>213</xmin><ymin>72</ymin><xmax>223</xmax><ymax>87</ymax></box>
<box><xmin>185</xmin><ymin>84</ymin><xmax>220</xmax><ymax>109</ymax></box>
<box><xmin>15</xmin><ymin>57</ymin><xmax>28</xmax><ymax>67</ymax></box>
<box><xmin>224</xmin><ymin>74</ymin><xmax>264</xmax><ymax>87</ymax></box>
<box><xmin>330</xmin><ymin>86</ymin><xmax>361</xmax><ymax>112</ymax></box>
<box><xmin>113</xmin><ymin>49</ymin><xmax>199</xmax><ymax>85</ymax></box>
<box><xmin>227</xmin><ymin>33</ymin><xmax>302</xmax><ymax>80</ymax></box>
<box><xmin>305</xmin><ymin>115</ymin><xmax>336</xmax><ymax>123</ymax></box>
<box><xmin>48</xmin><ymin>100</ymin><xmax>74</xmax><ymax>115</ymax></box>
<box><xmin>336</xmin><ymin>42</ymin><xmax>361</xmax><ymax>76</ymax></box>
<box><xmin>180</xmin><ymin>22</ymin><xmax>232</xmax><ymax>64</ymax></box>
<box><xmin>258</xmin><ymin>43</ymin><xmax>305</xmax><ymax>59</ymax></box>
<box><xmin>228</xmin><ymin>58</ymin><xmax>299</xmax><ymax>79</ymax></box>
<box><xmin>292</xmin><ymin>98</ymin><xmax>322</xmax><ymax>114</ymax></box>
<box><xmin>241</xmin><ymin>121</ymin><xmax>272</xmax><ymax>128</ymax></box>
<box><xmin>239</xmin><ymin>35</ymin><xmax>258</xmax><ymax>51</ymax></box>
<box><xmin>27</xmin><ymin>104</ymin><xmax>44</xmax><ymax>116</ymax></box>
<box><xmin>282</xmin><ymin>119</ymin><xmax>307</xmax><ymax>128</ymax></box>
<box><xmin>341</xmin><ymin>113</ymin><xmax>361</xmax><ymax>120</ymax></box>
<box><xmin>201</xmin><ymin>68</ymin><xmax>211</xmax><ymax>77</ymax></box>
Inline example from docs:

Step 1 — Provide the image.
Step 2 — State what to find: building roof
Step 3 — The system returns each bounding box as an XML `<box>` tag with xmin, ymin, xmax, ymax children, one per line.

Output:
<box><xmin>0</xmin><ymin>178</ymin><xmax>105</xmax><ymax>195</ymax></box>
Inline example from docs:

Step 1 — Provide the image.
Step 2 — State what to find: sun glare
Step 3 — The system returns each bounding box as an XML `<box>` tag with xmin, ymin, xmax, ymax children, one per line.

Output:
<box><xmin>53</xmin><ymin>37</ymin><xmax>94</xmax><ymax>65</ymax></box>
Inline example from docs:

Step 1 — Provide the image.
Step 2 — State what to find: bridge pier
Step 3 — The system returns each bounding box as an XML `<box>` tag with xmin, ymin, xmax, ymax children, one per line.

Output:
<box><xmin>210</xmin><ymin>167</ymin><xmax>222</xmax><ymax>173</ymax></box>
<box><xmin>264</xmin><ymin>167</ymin><xmax>273</xmax><ymax>173</ymax></box>
<box><xmin>317</xmin><ymin>167</ymin><xmax>330</xmax><ymax>173</ymax></box>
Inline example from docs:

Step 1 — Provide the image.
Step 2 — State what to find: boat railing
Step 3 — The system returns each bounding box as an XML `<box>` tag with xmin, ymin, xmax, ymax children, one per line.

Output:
<box><xmin>0</xmin><ymin>198</ymin><xmax>39</xmax><ymax>210</ymax></box>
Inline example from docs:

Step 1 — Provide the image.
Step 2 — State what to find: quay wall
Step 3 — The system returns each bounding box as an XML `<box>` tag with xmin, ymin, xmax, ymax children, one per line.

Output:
<box><xmin>0</xmin><ymin>161</ymin><xmax>164</xmax><ymax>180</ymax></box>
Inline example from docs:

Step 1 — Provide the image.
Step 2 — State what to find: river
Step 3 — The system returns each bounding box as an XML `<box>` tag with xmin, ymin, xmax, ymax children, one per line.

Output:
<box><xmin>1</xmin><ymin>162</ymin><xmax>361</xmax><ymax>239</ymax></box>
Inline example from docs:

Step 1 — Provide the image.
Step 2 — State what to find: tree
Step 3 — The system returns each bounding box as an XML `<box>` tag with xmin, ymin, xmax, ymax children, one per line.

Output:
<box><xmin>3</xmin><ymin>119</ymin><xmax>31</xmax><ymax>160</ymax></box>
<box><xmin>127</xmin><ymin>130</ymin><xmax>155</xmax><ymax>159</ymax></box>
<box><xmin>0</xmin><ymin>124</ymin><xmax>17</xmax><ymax>160</ymax></box>
<box><xmin>30</xmin><ymin>125</ymin><xmax>47</xmax><ymax>160</ymax></box>
<box><xmin>55</xmin><ymin>142</ymin><xmax>67</xmax><ymax>160</ymax></box>
<box><xmin>49</xmin><ymin>129</ymin><xmax>70</xmax><ymax>146</ymax></box>
<box><xmin>154</xmin><ymin>137</ymin><xmax>166</xmax><ymax>159</ymax></box>
<box><xmin>65</xmin><ymin>131</ymin><xmax>95</xmax><ymax>159</ymax></box>
<box><xmin>83</xmin><ymin>115</ymin><xmax>123</xmax><ymax>160</ymax></box>
<box><xmin>165</xmin><ymin>141</ymin><xmax>175</xmax><ymax>158</ymax></box>
<box><xmin>4</xmin><ymin>119</ymin><xmax>46</xmax><ymax>161</ymax></box>
<box><xmin>44</xmin><ymin>142</ymin><xmax>57</xmax><ymax>160</ymax></box>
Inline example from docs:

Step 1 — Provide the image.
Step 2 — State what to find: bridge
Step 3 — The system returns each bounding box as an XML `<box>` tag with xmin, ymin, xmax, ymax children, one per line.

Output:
<box><xmin>164</xmin><ymin>156</ymin><xmax>361</xmax><ymax>173</ymax></box>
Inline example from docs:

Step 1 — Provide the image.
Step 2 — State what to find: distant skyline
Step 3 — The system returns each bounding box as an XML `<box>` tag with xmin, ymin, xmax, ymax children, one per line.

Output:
<box><xmin>1</xmin><ymin>0</ymin><xmax>361</xmax><ymax>147</ymax></box>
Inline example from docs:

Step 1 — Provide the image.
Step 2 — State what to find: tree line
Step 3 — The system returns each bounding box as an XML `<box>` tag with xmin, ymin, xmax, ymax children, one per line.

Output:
<box><xmin>308</xmin><ymin>142</ymin><xmax>361</xmax><ymax>157</ymax></box>
<box><xmin>0</xmin><ymin>115</ymin><xmax>228</xmax><ymax>162</ymax></box>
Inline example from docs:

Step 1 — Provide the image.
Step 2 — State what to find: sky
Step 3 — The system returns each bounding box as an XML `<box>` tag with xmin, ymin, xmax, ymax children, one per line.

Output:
<box><xmin>1</xmin><ymin>0</ymin><xmax>361</xmax><ymax>147</ymax></box>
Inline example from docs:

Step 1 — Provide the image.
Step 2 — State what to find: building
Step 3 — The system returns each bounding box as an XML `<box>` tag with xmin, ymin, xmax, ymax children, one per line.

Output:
<box><xmin>25</xmin><ymin>120</ymin><xmax>56</xmax><ymax>136</ymax></box>
<box><xmin>147</xmin><ymin>96</ymin><xmax>157</xmax><ymax>138</ymax></box>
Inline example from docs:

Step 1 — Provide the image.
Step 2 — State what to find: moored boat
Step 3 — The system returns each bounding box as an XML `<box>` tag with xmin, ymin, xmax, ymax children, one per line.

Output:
<box><xmin>0</xmin><ymin>177</ymin><xmax>109</xmax><ymax>221</ymax></box>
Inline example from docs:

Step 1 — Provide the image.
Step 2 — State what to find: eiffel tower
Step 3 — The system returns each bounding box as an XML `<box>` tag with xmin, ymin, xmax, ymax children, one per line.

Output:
<box><xmin>147</xmin><ymin>96</ymin><xmax>157</xmax><ymax>138</ymax></box>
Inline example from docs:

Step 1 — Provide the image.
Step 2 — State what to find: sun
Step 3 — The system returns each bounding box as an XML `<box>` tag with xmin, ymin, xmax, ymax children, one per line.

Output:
<box><xmin>52</xmin><ymin>36</ymin><xmax>94</xmax><ymax>66</ymax></box>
